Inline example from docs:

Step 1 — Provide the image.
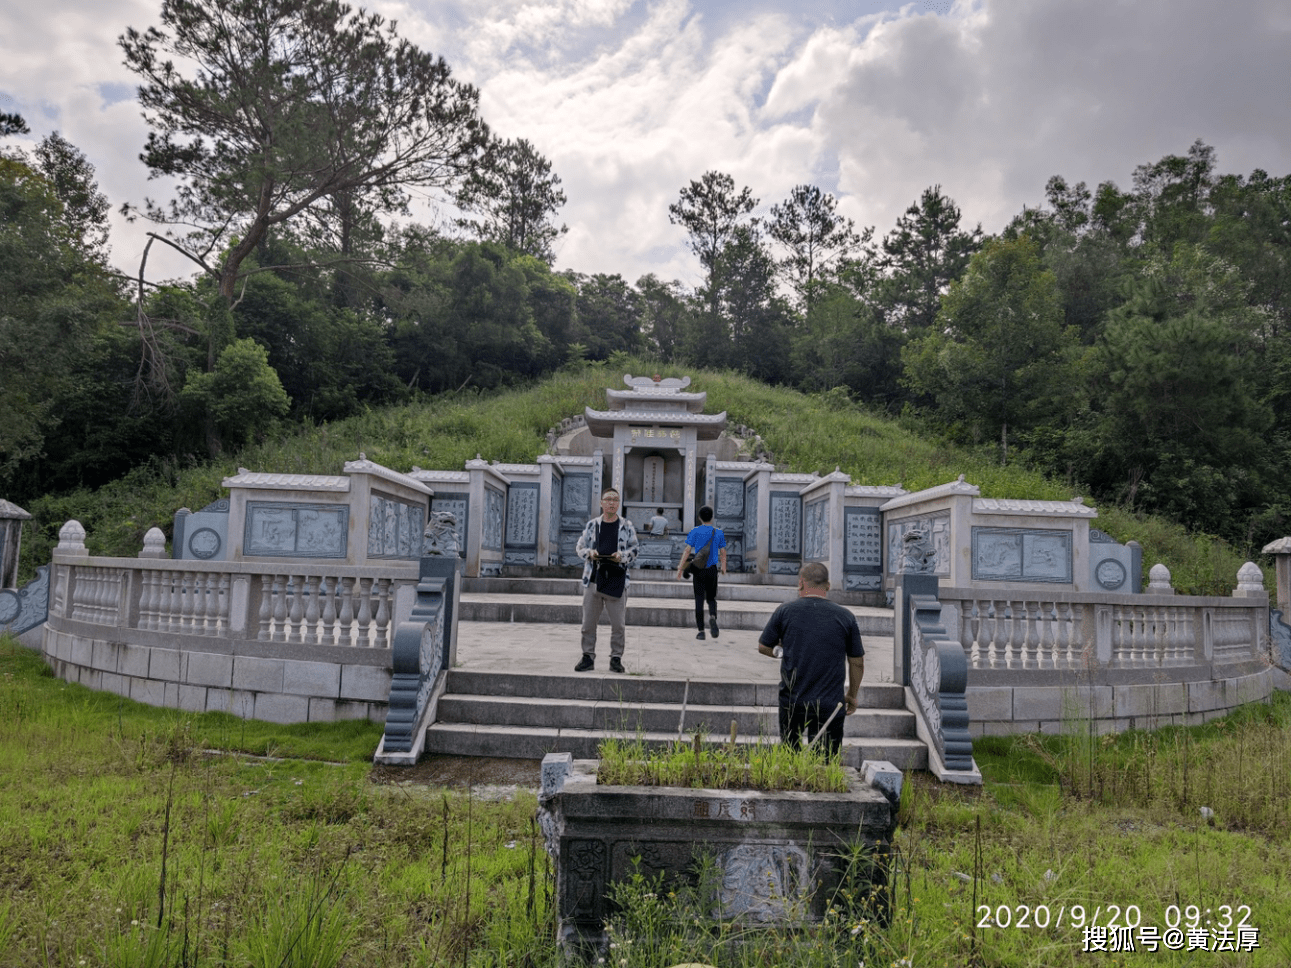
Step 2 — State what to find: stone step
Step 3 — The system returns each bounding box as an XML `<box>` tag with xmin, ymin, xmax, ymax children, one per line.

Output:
<box><xmin>436</xmin><ymin>694</ymin><xmax>917</xmax><ymax>739</ymax></box>
<box><xmin>457</xmin><ymin>593</ymin><xmax>895</xmax><ymax>634</ymax></box>
<box><xmin>462</xmin><ymin>575</ymin><xmax>872</xmax><ymax>605</ymax></box>
<box><xmin>423</xmin><ymin>723</ymin><xmax>930</xmax><ymax>771</ymax></box>
<box><xmin>444</xmin><ymin>670</ymin><xmax>905</xmax><ymax>708</ymax></box>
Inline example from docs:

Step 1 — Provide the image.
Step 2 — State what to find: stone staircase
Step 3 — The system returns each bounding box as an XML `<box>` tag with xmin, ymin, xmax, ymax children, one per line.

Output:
<box><xmin>423</xmin><ymin>573</ymin><xmax>929</xmax><ymax>771</ymax></box>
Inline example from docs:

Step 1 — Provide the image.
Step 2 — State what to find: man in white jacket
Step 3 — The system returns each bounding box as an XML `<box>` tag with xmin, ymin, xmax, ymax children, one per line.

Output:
<box><xmin>574</xmin><ymin>488</ymin><xmax>639</xmax><ymax>672</ymax></box>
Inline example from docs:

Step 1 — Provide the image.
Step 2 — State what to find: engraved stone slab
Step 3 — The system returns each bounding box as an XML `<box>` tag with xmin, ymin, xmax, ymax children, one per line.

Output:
<box><xmin>367</xmin><ymin>494</ymin><xmax>424</xmax><ymax>560</ymax></box>
<box><xmin>716</xmin><ymin>478</ymin><xmax>745</xmax><ymax>517</ymax></box>
<box><xmin>483</xmin><ymin>486</ymin><xmax>505</xmax><ymax>551</ymax></box>
<box><xmin>886</xmin><ymin>514</ymin><xmax>949</xmax><ymax>576</ymax></box>
<box><xmin>245</xmin><ymin>503</ymin><xmax>349</xmax><ymax>558</ymax></box>
<box><xmin>430</xmin><ymin>496</ymin><xmax>468</xmax><ymax>555</ymax></box>
<box><xmin>844</xmin><ymin>506</ymin><xmax>882</xmax><ymax>588</ymax></box>
<box><xmin>971</xmin><ymin>527</ymin><xmax>1073</xmax><ymax>583</ymax></box>
<box><xmin>744</xmin><ymin>481</ymin><xmax>759</xmax><ymax>551</ymax></box>
<box><xmin>804</xmin><ymin>499</ymin><xmax>828</xmax><ymax>560</ymax></box>
<box><xmin>506</xmin><ymin>484</ymin><xmax>539</xmax><ymax>548</ymax></box>
<box><xmin>769</xmin><ymin>492</ymin><xmax>801</xmax><ymax>557</ymax></box>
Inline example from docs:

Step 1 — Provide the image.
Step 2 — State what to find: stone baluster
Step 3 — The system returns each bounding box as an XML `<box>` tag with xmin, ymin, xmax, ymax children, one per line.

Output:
<box><xmin>257</xmin><ymin>575</ymin><xmax>274</xmax><ymax>641</ymax></box>
<box><xmin>286</xmin><ymin>576</ymin><xmax>305</xmax><ymax>644</ymax></box>
<box><xmin>208</xmin><ymin>574</ymin><xmax>226</xmax><ymax>634</ymax></box>
<box><xmin>1004</xmin><ymin>601</ymin><xmax>1023</xmax><ymax>670</ymax></box>
<box><xmin>303</xmin><ymin>575</ymin><xmax>321</xmax><ymax>644</ymax></box>
<box><xmin>338</xmin><ymin>577</ymin><xmax>355</xmax><ymax>647</ymax></box>
<box><xmin>193</xmin><ymin>572</ymin><xmax>210</xmax><ymax>633</ymax></box>
<box><xmin>1019</xmin><ymin>600</ymin><xmax>1037</xmax><ymax>670</ymax></box>
<box><xmin>319</xmin><ymin>576</ymin><xmax>337</xmax><ymax>647</ymax></box>
<box><xmin>1038</xmin><ymin>602</ymin><xmax>1058</xmax><ymax>670</ymax></box>
<box><xmin>373</xmin><ymin>578</ymin><xmax>391</xmax><ymax>649</ymax></box>
<box><xmin>1059</xmin><ymin>602</ymin><xmax>1079</xmax><ymax>669</ymax></box>
<box><xmin>988</xmin><ymin>600</ymin><xmax>1002</xmax><ymax>666</ymax></box>
<box><xmin>355</xmin><ymin>578</ymin><xmax>373</xmax><ymax>647</ymax></box>
<box><xmin>271</xmin><ymin>575</ymin><xmax>289</xmax><ymax>643</ymax></box>
<box><xmin>146</xmin><ymin>570</ymin><xmax>164</xmax><ymax>631</ymax></box>
<box><xmin>964</xmin><ymin>600</ymin><xmax>982</xmax><ymax>669</ymax></box>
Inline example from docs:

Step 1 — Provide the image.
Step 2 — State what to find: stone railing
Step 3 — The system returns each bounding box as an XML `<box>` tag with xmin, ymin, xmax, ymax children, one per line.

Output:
<box><xmin>937</xmin><ymin>588</ymin><xmax>1269</xmax><ymax>677</ymax></box>
<box><xmin>51</xmin><ymin>557</ymin><xmax>415</xmax><ymax>650</ymax></box>
<box><xmin>42</xmin><ymin>522</ymin><xmax>419</xmax><ymax>724</ymax></box>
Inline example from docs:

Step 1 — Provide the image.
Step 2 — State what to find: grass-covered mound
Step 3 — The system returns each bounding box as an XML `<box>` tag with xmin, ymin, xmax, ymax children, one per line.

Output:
<box><xmin>18</xmin><ymin>359</ymin><xmax>1261</xmax><ymax>592</ymax></box>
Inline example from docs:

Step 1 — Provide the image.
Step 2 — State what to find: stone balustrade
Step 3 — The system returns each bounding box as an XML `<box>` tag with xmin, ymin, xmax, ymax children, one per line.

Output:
<box><xmin>938</xmin><ymin>589</ymin><xmax>1268</xmax><ymax>677</ymax></box>
<box><xmin>933</xmin><ymin>579</ymin><xmax>1276</xmax><ymax>736</ymax></box>
<box><xmin>42</xmin><ymin>528</ymin><xmax>418</xmax><ymax>723</ymax></box>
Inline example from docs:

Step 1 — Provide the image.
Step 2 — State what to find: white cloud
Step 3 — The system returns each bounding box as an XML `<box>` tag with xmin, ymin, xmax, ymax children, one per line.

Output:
<box><xmin>5</xmin><ymin>0</ymin><xmax>1289</xmax><ymax>291</ymax></box>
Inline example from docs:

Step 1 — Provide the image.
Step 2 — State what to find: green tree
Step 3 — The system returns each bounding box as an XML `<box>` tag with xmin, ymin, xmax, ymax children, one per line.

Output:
<box><xmin>878</xmin><ymin>185</ymin><xmax>982</xmax><ymax>334</ymax></box>
<box><xmin>179</xmin><ymin>337</ymin><xmax>290</xmax><ymax>452</ymax></box>
<box><xmin>767</xmin><ymin>184</ymin><xmax>868</xmax><ymax>316</ymax></box>
<box><xmin>0</xmin><ymin>154</ymin><xmax>123</xmax><ymax>492</ymax></box>
<box><xmin>120</xmin><ymin>0</ymin><xmax>490</xmax><ymax>303</ymax></box>
<box><xmin>456</xmin><ymin>137</ymin><xmax>567</xmax><ymax>262</ymax></box>
<box><xmin>668</xmin><ymin>171</ymin><xmax>758</xmax><ymax>326</ymax></box>
<box><xmin>902</xmin><ymin>235</ymin><xmax>1079</xmax><ymax>464</ymax></box>
<box><xmin>569</xmin><ymin>273</ymin><xmax>641</xmax><ymax>361</ymax></box>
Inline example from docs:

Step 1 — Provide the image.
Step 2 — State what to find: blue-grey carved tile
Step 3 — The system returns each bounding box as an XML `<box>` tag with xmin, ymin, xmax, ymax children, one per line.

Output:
<box><xmin>744</xmin><ymin>481</ymin><xmax>758</xmax><ymax>551</ymax></box>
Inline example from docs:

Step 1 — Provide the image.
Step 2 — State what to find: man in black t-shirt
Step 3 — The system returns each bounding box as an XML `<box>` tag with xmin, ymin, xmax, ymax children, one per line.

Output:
<box><xmin>757</xmin><ymin>563</ymin><xmax>864</xmax><ymax>756</ymax></box>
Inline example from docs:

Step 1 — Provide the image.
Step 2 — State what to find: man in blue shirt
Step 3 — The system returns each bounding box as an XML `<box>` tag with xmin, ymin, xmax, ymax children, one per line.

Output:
<box><xmin>758</xmin><ymin>563</ymin><xmax>864</xmax><ymax>756</ymax></box>
<box><xmin>675</xmin><ymin>505</ymin><xmax>727</xmax><ymax>640</ymax></box>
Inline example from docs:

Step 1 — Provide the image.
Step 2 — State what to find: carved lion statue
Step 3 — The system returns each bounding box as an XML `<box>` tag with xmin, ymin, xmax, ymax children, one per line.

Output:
<box><xmin>423</xmin><ymin>510</ymin><xmax>462</xmax><ymax>557</ymax></box>
<box><xmin>899</xmin><ymin>528</ymin><xmax>936</xmax><ymax>574</ymax></box>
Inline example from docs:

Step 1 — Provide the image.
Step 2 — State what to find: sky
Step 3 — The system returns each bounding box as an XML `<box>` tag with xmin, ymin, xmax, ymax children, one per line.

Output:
<box><xmin>2</xmin><ymin>0</ymin><xmax>1289</xmax><ymax>290</ymax></box>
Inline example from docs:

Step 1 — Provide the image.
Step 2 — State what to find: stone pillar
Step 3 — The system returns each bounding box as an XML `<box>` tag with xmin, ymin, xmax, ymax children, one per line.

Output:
<box><xmin>0</xmin><ymin>500</ymin><xmax>32</xmax><ymax>589</ymax></box>
<box><xmin>536</xmin><ymin>456</ymin><xmax>558</xmax><ymax>566</ymax></box>
<box><xmin>1262</xmin><ymin>538</ymin><xmax>1291</xmax><ymax>612</ymax></box>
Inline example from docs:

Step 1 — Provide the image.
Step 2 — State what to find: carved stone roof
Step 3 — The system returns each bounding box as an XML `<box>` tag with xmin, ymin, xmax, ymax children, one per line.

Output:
<box><xmin>343</xmin><ymin>458</ymin><xmax>432</xmax><ymax>494</ymax></box>
<box><xmin>974</xmin><ymin>497</ymin><xmax>1098</xmax><ymax>518</ymax></box>
<box><xmin>0</xmin><ymin>499</ymin><xmax>31</xmax><ymax>520</ymax></box>
<box><xmin>584</xmin><ymin>407</ymin><xmax>728</xmax><ymax>440</ymax></box>
<box><xmin>222</xmin><ymin>470</ymin><xmax>350</xmax><ymax>491</ymax></box>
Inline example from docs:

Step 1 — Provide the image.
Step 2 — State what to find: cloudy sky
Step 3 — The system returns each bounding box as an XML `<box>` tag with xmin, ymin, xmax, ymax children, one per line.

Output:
<box><xmin>2</xmin><ymin>0</ymin><xmax>1289</xmax><ymax>289</ymax></box>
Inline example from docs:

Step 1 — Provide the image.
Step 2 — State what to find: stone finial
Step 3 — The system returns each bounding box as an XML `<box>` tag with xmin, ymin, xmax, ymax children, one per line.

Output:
<box><xmin>57</xmin><ymin>520</ymin><xmax>87</xmax><ymax>553</ymax></box>
<box><xmin>1234</xmin><ymin>562</ymin><xmax>1266</xmax><ymax>598</ymax></box>
<box><xmin>139</xmin><ymin>527</ymin><xmax>167</xmax><ymax>559</ymax></box>
<box><xmin>1147</xmin><ymin>563</ymin><xmax>1174</xmax><ymax>595</ymax></box>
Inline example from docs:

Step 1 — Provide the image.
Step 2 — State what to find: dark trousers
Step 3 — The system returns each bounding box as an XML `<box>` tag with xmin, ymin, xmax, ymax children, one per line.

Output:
<box><xmin>690</xmin><ymin>566</ymin><xmax>719</xmax><ymax>629</ymax></box>
<box><xmin>779</xmin><ymin>701</ymin><xmax>845</xmax><ymax>757</ymax></box>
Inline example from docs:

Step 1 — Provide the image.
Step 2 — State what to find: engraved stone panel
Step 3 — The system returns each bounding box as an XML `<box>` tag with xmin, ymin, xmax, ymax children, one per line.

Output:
<box><xmin>804</xmin><ymin>499</ymin><xmax>828</xmax><ymax>560</ymax></box>
<box><xmin>483</xmin><ymin>486</ymin><xmax>505</xmax><ymax>551</ymax></box>
<box><xmin>562</xmin><ymin>474</ymin><xmax>592</xmax><ymax>529</ymax></box>
<box><xmin>769</xmin><ymin>492</ymin><xmax>801</xmax><ymax>557</ymax></box>
<box><xmin>367</xmin><ymin>494</ymin><xmax>424</xmax><ymax>560</ymax></box>
<box><xmin>843</xmin><ymin>507</ymin><xmax>882</xmax><ymax>589</ymax></box>
<box><xmin>506</xmin><ymin>484</ymin><xmax>539</xmax><ymax>548</ymax></box>
<box><xmin>549</xmin><ymin>477</ymin><xmax>563</xmax><ymax>544</ymax></box>
<box><xmin>744</xmin><ymin>481</ymin><xmax>759</xmax><ymax>551</ymax></box>
<box><xmin>971</xmin><ymin>527</ymin><xmax>1073</xmax><ymax>583</ymax></box>
<box><xmin>642</xmin><ymin>456</ymin><xmax>666</xmax><ymax>504</ymax></box>
<box><xmin>886</xmin><ymin>514</ymin><xmax>949</xmax><ymax>576</ymax></box>
<box><xmin>245</xmin><ymin>503</ymin><xmax>349</xmax><ymax>558</ymax></box>
<box><xmin>715</xmin><ymin>478</ymin><xmax>744</xmax><ymax>517</ymax></box>
<box><xmin>430</xmin><ymin>496</ymin><xmax>468</xmax><ymax>555</ymax></box>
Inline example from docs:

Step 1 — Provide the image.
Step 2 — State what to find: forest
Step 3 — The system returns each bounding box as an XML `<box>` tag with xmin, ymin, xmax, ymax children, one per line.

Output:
<box><xmin>1</xmin><ymin>0</ymin><xmax>1288</xmax><ymax>559</ymax></box>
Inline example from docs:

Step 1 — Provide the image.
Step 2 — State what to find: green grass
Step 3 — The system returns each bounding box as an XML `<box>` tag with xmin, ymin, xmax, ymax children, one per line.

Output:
<box><xmin>4</xmin><ymin>634</ymin><xmax>1289</xmax><ymax>966</ymax></box>
<box><xmin>15</xmin><ymin>358</ymin><xmax>1263</xmax><ymax>593</ymax></box>
<box><xmin>596</xmin><ymin>731</ymin><xmax>850</xmax><ymax>792</ymax></box>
